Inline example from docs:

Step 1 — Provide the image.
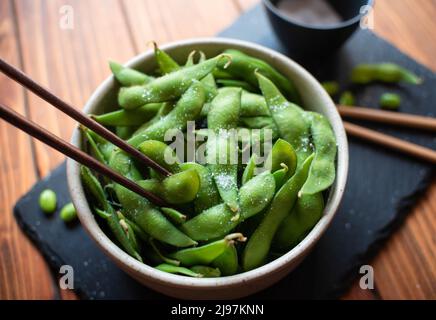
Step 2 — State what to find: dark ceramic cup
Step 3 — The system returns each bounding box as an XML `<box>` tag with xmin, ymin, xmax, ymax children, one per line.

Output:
<box><xmin>263</xmin><ymin>0</ymin><xmax>374</xmax><ymax>58</ymax></box>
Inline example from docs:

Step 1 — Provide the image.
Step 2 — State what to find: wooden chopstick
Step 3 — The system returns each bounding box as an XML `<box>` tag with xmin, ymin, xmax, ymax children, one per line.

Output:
<box><xmin>344</xmin><ymin>121</ymin><xmax>436</xmax><ymax>164</ymax></box>
<box><xmin>0</xmin><ymin>102</ymin><xmax>169</xmax><ymax>207</ymax></box>
<box><xmin>337</xmin><ymin>105</ymin><xmax>436</xmax><ymax>132</ymax></box>
<box><xmin>0</xmin><ymin>58</ymin><xmax>171</xmax><ymax>177</ymax></box>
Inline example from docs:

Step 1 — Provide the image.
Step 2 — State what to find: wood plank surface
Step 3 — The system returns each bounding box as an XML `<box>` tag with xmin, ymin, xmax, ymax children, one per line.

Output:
<box><xmin>0</xmin><ymin>0</ymin><xmax>54</xmax><ymax>299</ymax></box>
<box><xmin>0</xmin><ymin>0</ymin><xmax>434</xmax><ymax>300</ymax></box>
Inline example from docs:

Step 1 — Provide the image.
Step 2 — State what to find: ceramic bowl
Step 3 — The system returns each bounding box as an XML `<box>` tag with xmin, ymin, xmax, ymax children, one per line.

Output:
<box><xmin>67</xmin><ymin>38</ymin><xmax>348</xmax><ymax>299</ymax></box>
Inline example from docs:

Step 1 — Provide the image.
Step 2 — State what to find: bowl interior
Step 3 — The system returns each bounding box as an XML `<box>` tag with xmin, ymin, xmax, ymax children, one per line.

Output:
<box><xmin>68</xmin><ymin>38</ymin><xmax>348</xmax><ymax>291</ymax></box>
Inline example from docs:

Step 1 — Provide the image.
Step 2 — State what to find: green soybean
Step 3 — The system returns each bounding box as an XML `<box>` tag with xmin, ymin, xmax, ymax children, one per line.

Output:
<box><xmin>351</xmin><ymin>63</ymin><xmax>422</xmax><ymax>85</ymax></box>
<box><xmin>39</xmin><ymin>189</ymin><xmax>57</xmax><ymax>214</ymax></box>
<box><xmin>59</xmin><ymin>202</ymin><xmax>77</xmax><ymax>223</ymax></box>
<box><xmin>92</xmin><ymin>103</ymin><xmax>161</xmax><ymax>126</ymax></box>
<box><xmin>153</xmin><ymin>42</ymin><xmax>181</xmax><ymax>74</ymax></box>
<box><xmin>190</xmin><ymin>266</ymin><xmax>221</xmax><ymax>278</ymax></box>
<box><xmin>380</xmin><ymin>93</ymin><xmax>401</xmax><ymax>110</ymax></box>
<box><xmin>156</xmin><ymin>264</ymin><xmax>202</xmax><ymax>277</ymax></box>
<box><xmin>339</xmin><ymin>91</ymin><xmax>355</xmax><ymax>106</ymax></box>
<box><xmin>109</xmin><ymin>61</ymin><xmax>153</xmax><ymax>86</ymax></box>
<box><xmin>212</xmin><ymin>245</ymin><xmax>239</xmax><ymax>276</ymax></box>
<box><xmin>321</xmin><ymin>81</ymin><xmax>340</xmax><ymax>96</ymax></box>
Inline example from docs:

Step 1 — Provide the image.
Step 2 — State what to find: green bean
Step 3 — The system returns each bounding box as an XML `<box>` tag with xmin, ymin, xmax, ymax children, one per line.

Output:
<box><xmin>339</xmin><ymin>91</ymin><xmax>355</xmax><ymax>106</ymax></box>
<box><xmin>169</xmin><ymin>233</ymin><xmax>245</xmax><ymax>266</ymax></box>
<box><xmin>156</xmin><ymin>264</ymin><xmax>202</xmax><ymax>277</ymax></box>
<box><xmin>242</xmin><ymin>154</ymin><xmax>314</xmax><ymax>271</ymax></box>
<box><xmin>179</xmin><ymin>162</ymin><xmax>221</xmax><ymax>214</ymax></box>
<box><xmin>217</xmin><ymin>79</ymin><xmax>258</xmax><ymax>92</ymax></box>
<box><xmin>91</xmin><ymin>103</ymin><xmax>161</xmax><ymax>126</ymax></box>
<box><xmin>80</xmin><ymin>166</ymin><xmax>142</xmax><ymax>261</ymax></box>
<box><xmin>273</xmin><ymin>192</ymin><xmax>324</xmax><ymax>251</ymax></box>
<box><xmin>207</xmin><ymin>88</ymin><xmax>241</xmax><ymax>213</ymax></box>
<box><xmin>380</xmin><ymin>93</ymin><xmax>401</xmax><ymax>110</ymax></box>
<box><xmin>218</xmin><ymin>49</ymin><xmax>301</xmax><ymax>104</ymax></box>
<box><xmin>109</xmin><ymin>61</ymin><xmax>153</xmax><ymax>86</ymax></box>
<box><xmin>190</xmin><ymin>266</ymin><xmax>221</xmax><ymax>278</ymax></box>
<box><xmin>161</xmin><ymin>207</ymin><xmax>187</xmax><ymax>225</ymax></box>
<box><xmin>351</xmin><ymin>63</ymin><xmax>422</xmax><ymax>85</ymax></box>
<box><xmin>300</xmin><ymin>112</ymin><xmax>337</xmax><ymax>196</ymax></box>
<box><xmin>39</xmin><ymin>189</ymin><xmax>57</xmax><ymax>214</ymax></box>
<box><xmin>109</xmin><ymin>150</ymin><xmax>197</xmax><ymax>247</ymax></box>
<box><xmin>212</xmin><ymin>245</ymin><xmax>238</xmax><ymax>276</ymax></box>
<box><xmin>321</xmin><ymin>81</ymin><xmax>340</xmax><ymax>96</ymax></box>
<box><xmin>118</xmin><ymin>54</ymin><xmax>229</xmax><ymax>109</ymax></box>
<box><xmin>256</xmin><ymin>72</ymin><xmax>311</xmax><ymax>163</ymax></box>
<box><xmin>59</xmin><ymin>202</ymin><xmax>77</xmax><ymax>223</ymax></box>
<box><xmin>137</xmin><ymin>170</ymin><xmax>200</xmax><ymax>204</ymax></box>
<box><xmin>181</xmin><ymin>171</ymin><xmax>275</xmax><ymax>241</ymax></box>
<box><xmin>128</xmin><ymin>82</ymin><xmax>206</xmax><ymax>147</ymax></box>
<box><xmin>153</xmin><ymin>42</ymin><xmax>181</xmax><ymax>74</ymax></box>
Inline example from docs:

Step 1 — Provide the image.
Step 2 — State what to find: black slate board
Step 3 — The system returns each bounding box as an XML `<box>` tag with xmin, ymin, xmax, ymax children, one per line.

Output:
<box><xmin>14</xmin><ymin>4</ymin><xmax>435</xmax><ymax>300</ymax></box>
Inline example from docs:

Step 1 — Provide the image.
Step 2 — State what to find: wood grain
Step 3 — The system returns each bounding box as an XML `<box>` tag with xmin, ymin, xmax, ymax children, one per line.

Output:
<box><xmin>0</xmin><ymin>0</ymin><xmax>54</xmax><ymax>299</ymax></box>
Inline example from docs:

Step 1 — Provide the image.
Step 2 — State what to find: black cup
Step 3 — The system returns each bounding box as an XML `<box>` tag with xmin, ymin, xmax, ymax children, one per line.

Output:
<box><xmin>263</xmin><ymin>0</ymin><xmax>373</xmax><ymax>58</ymax></box>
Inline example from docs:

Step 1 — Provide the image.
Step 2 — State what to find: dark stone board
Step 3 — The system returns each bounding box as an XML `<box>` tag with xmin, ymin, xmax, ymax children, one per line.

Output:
<box><xmin>14</xmin><ymin>4</ymin><xmax>435</xmax><ymax>299</ymax></box>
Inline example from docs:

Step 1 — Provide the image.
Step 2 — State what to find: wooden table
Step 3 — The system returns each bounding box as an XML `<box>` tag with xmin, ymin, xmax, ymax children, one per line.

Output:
<box><xmin>0</xmin><ymin>0</ymin><xmax>434</xmax><ymax>300</ymax></box>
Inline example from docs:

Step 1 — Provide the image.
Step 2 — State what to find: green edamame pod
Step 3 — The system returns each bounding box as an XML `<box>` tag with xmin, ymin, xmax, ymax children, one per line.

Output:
<box><xmin>190</xmin><ymin>266</ymin><xmax>221</xmax><ymax>278</ymax></box>
<box><xmin>211</xmin><ymin>245</ymin><xmax>238</xmax><ymax>276</ymax></box>
<box><xmin>181</xmin><ymin>172</ymin><xmax>275</xmax><ymax>241</ymax></box>
<box><xmin>115</xmin><ymin>126</ymin><xmax>136</xmax><ymax>140</ymax></box>
<box><xmin>184</xmin><ymin>50</ymin><xmax>197</xmax><ymax>67</ymax></box>
<box><xmin>380</xmin><ymin>93</ymin><xmax>401</xmax><ymax>110</ymax></box>
<box><xmin>207</xmin><ymin>88</ymin><xmax>241</xmax><ymax>213</ymax></box>
<box><xmin>137</xmin><ymin>170</ymin><xmax>200</xmax><ymax>204</ymax></box>
<box><xmin>128</xmin><ymin>82</ymin><xmax>206</xmax><ymax>147</ymax></box>
<box><xmin>256</xmin><ymin>72</ymin><xmax>311</xmax><ymax>163</ymax></box>
<box><xmin>351</xmin><ymin>63</ymin><xmax>422</xmax><ymax>85</ymax></box>
<box><xmin>149</xmin><ymin>239</ymin><xmax>180</xmax><ymax>266</ymax></box>
<box><xmin>138</xmin><ymin>140</ymin><xmax>181</xmax><ymax>174</ymax></box>
<box><xmin>272</xmin><ymin>164</ymin><xmax>288</xmax><ymax>190</ymax></box>
<box><xmin>265</xmin><ymin>139</ymin><xmax>297</xmax><ymax>178</ymax></box>
<box><xmin>161</xmin><ymin>207</ymin><xmax>187</xmax><ymax>225</ymax></box>
<box><xmin>242</xmin><ymin>154</ymin><xmax>314</xmax><ymax>271</ymax></box>
<box><xmin>92</xmin><ymin>103</ymin><xmax>161</xmax><ymax>127</ymax></box>
<box><xmin>119</xmin><ymin>54</ymin><xmax>229</xmax><ymax>109</ymax></box>
<box><xmin>179</xmin><ymin>162</ymin><xmax>221</xmax><ymax>214</ymax></box>
<box><xmin>239</xmin><ymin>116</ymin><xmax>275</xmax><ymax>129</ymax></box>
<box><xmin>218</xmin><ymin>49</ymin><xmax>301</xmax><ymax>104</ymax></box>
<box><xmin>321</xmin><ymin>81</ymin><xmax>340</xmax><ymax>96</ymax></box>
<box><xmin>339</xmin><ymin>91</ymin><xmax>355</xmax><ymax>106</ymax></box>
<box><xmin>109</xmin><ymin>61</ymin><xmax>153</xmax><ymax>86</ymax></box>
<box><xmin>300</xmin><ymin>112</ymin><xmax>337</xmax><ymax>196</ymax></box>
<box><xmin>109</xmin><ymin>150</ymin><xmax>197</xmax><ymax>247</ymax></box>
<box><xmin>81</xmin><ymin>126</ymin><xmax>107</xmax><ymax>164</ymax></box>
<box><xmin>169</xmin><ymin>233</ymin><xmax>245</xmax><ymax>266</ymax></box>
<box><xmin>273</xmin><ymin>192</ymin><xmax>324</xmax><ymax>251</ymax></box>
<box><xmin>80</xmin><ymin>166</ymin><xmax>142</xmax><ymax>261</ymax></box>
<box><xmin>241</xmin><ymin>154</ymin><xmax>256</xmax><ymax>185</ymax></box>
<box><xmin>211</xmin><ymin>88</ymin><xmax>269</xmax><ymax>118</ymax></box>
<box><xmin>217</xmin><ymin>79</ymin><xmax>258</xmax><ymax>92</ymax></box>
<box><xmin>156</xmin><ymin>264</ymin><xmax>202</xmax><ymax>277</ymax></box>
<box><xmin>153</xmin><ymin>42</ymin><xmax>181</xmax><ymax>74</ymax></box>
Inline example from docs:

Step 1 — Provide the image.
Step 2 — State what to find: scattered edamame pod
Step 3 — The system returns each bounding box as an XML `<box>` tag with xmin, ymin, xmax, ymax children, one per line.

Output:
<box><xmin>321</xmin><ymin>81</ymin><xmax>340</xmax><ymax>96</ymax></box>
<box><xmin>380</xmin><ymin>93</ymin><xmax>401</xmax><ymax>110</ymax></box>
<box><xmin>351</xmin><ymin>63</ymin><xmax>422</xmax><ymax>85</ymax></box>
<box><xmin>339</xmin><ymin>91</ymin><xmax>355</xmax><ymax>106</ymax></box>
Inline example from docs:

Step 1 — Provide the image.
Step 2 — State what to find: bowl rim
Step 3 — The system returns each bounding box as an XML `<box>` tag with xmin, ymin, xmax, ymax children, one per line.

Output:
<box><xmin>67</xmin><ymin>37</ymin><xmax>349</xmax><ymax>289</ymax></box>
<box><xmin>262</xmin><ymin>0</ymin><xmax>374</xmax><ymax>31</ymax></box>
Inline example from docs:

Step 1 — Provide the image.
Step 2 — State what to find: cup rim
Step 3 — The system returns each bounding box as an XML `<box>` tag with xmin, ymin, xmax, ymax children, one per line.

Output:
<box><xmin>262</xmin><ymin>0</ymin><xmax>374</xmax><ymax>31</ymax></box>
<box><xmin>67</xmin><ymin>37</ymin><xmax>349</xmax><ymax>290</ymax></box>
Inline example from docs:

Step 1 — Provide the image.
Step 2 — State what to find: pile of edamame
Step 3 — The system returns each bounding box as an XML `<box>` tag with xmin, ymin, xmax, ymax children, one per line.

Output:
<box><xmin>81</xmin><ymin>44</ymin><xmax>337</xmax><ymax>277</ymax></box>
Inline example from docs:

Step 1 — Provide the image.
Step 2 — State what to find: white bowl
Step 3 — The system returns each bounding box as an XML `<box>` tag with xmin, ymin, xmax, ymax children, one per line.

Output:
<box><xmin>67</xmin><ymin>38</ymin><xmax>349</xmax><ymax>299</ymax></box>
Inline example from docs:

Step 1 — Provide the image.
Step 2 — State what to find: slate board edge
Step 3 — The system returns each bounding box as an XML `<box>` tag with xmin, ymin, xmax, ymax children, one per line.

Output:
<box><xmin>13</xmin><ymin>164</ymin><xmax>89</xmax><ymax>300</ymax></box>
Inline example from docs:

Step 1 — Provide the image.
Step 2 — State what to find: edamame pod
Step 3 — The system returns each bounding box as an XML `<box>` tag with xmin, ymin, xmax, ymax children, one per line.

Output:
<box><xmin>207</xmin><ymin>88</ymin><xmax>241</xmax><ymax>213</ymax></box>
<box><xmin>190</xmin><ymin>266</ymin><xmax>221</xmax><ymax>278</ymax></box>
<box><xmin>119</xmin><ymin>54</ymin><xmax>229</xmax><ymax>109</ymax></box>
<box><xmin>265</xmin><ymin>139</ymin><xmax>297</xmax><ymax>178</ymax></box>
<box><xmin>273</xmin><ymin>192</ymin><xmax>325</xmax><ymax>251</ymax></box>
<box><xmin>156</xmin><ymin>264</ymin><xmax>202</xmax><ymax>277</ymax></box>
<box><xmin>211</xmin><ymin>245</ymin><xmax>239</xmax><ymax>276</ymax></box>
<box><xmin>300</xmin><ymin>112</ymin><xmax>337</xmax><ymax>196</ymax></box>
<box><xmin>137</xmin><ymin>140</ymin><xmax>181</xmax><ymax>174</ymax></box>
<box><xmin>351</xmin><ymin>63</ymin><xmax>422</xmax><ymax>85</ymax></box>
<box><xmin>109</xmin><ymin>61</ymin><xmax>153</xmax><ymax>86</ymax></box>
<box><xmin>92</xmin><ymin>103</ymin><xmax>161</xmax><ymax>126</ymax></box>
<box><xmin>128</xmin><ymin>82</ymin><xmax>206</xmax><ymax>147</ymax></box>
<box><xmin>242</xmin><ymin>154</ymin><xmax>314</xmax><ymax>271</ymax></box>
<box><xmin>169</xmin><ymin>233</ymin><xmax>245</xmax><ymax>266</ymax></box>
<box><xmin>153</xmin><ymin>42</ymin><xmax>181</xmax><ymax>74</ymax></box>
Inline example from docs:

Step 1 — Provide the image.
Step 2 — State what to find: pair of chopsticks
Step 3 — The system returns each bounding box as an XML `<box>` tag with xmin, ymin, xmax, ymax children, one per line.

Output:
<box><xmin>0</xmin><ymin>58</ymin><xmax>171</xmax><ymax>207</ymax></box>
<box><xmin>337</xmin><ymin>105</ymin><xmax>436</xmax><ymax>164</ymax></box>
